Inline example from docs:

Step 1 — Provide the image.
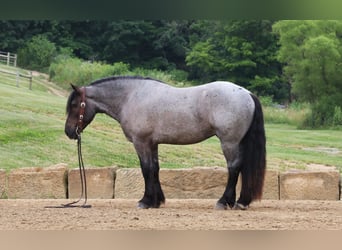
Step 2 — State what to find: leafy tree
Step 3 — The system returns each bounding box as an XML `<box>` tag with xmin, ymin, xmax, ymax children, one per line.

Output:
<box><xmin>17</xmin><ymin>35</ymin><xmax>57</xmax><ymax>72</ymax></box>
<box><xmin>186</xmin><ymin>20</ymin><xmax>286</xmax><ymax>101</ymax></box>
<box><xmin>186</xmin><ymin>40</ymin><xmax>216</xmax><ymax>77</ymax></box>
<box><xmin>273</xmin><ymin>20</ymin><xmax>342</xmax><ymax>126</ymax></box>
<box><xmin>151</xmin><ymin>20</ymin><xmax>192</xmax><ymax>70</ymax></box>
<box><xmin>0</xmin><ymin>21</ymin><xmax>37</xmax><ymax>52</ymax></box>
<box><xmin>98</xmin><ymin>20</ymin><xmax>193</xmax><ymax>70</ymax></box>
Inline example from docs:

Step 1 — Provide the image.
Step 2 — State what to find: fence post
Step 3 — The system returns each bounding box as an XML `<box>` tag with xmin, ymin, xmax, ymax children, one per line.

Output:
<box><xmin>7</xmin><ymin>52</ymin><xmax>10</xmax><ymax>66</ymax></box>
<box><xmin>14</xmin><ymin>54</ymin><xmax>17</xmax><ymax>67</ymax></box>
<box><xmin>16</xmin><ymin>71</ymin><xmax>20</xmax><ymax>87</ymax></box>
<box><xmin>29</xmin><ymin>71</ymin><xmax>32</xmax><ymax>90</ymax></box>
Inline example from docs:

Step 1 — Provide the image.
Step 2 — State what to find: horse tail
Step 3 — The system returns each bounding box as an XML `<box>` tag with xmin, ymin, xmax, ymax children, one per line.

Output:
<box><xmin>239</xmin><ymin>93</ymin><xmax>266</xmax><ymax>204</ymax></box>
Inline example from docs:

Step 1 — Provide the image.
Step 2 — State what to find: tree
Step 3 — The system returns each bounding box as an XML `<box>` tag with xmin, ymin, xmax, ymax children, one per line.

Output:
<box><xmin>273</xmin><ymin>20</ymin><xmax>342</xmax><ymax>126</ymax></box>
<box><xmin>99</xmin><ymin>20</ymin><xmax>193</xmax><ymax>70</ymax></box>
<box><xmin>17</xmin><ymin>35</ymin><xmax>57</xmax><ymax>72</ymax></box>
<box><xmin>186</xmin><ymin>20</ymin><xmax>286</xmax><ymax>101</ymax></box>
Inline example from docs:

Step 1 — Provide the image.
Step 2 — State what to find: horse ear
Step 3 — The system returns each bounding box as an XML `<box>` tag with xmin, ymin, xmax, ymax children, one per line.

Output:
<box><xmin>70</xmin><ymin>83</ymin><xmax>79</xmax><ymax>92</ymax></box>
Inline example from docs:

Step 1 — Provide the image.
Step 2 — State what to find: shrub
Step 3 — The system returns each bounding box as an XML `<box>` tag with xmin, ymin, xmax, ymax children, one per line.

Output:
<box><xmin>263</xmin><ymin>105</ymin><xmax>309</xmax><ymax>127</ymax></box>
<box><xmin>49</xmin><ymin>55</ymin><xmax>194</xmax><ymax>90</ymax></box>
<box><xmin>131</xmin><ymin>67</ymin><xmax>173</xmax><ymax>83</ymax></box>
<box><xmin>259</xmin><ymin>96</ymin><xmax>273</xmax><ymax>107</ymax></box>
<box><xmin>332</xmin><ymin>106</ymin><xmax>342</xmax><ymax>126</ymax></box>
<box><xmin>167</xmin><ymin>69</ymin><xmax>189</xmax><ymax>84</ymax></box>
<box><xmin>49</xmin><ymin>57</ymin><xmax>82</xmax><ymax>88</ymax></box>
<box><xmin>49</xmin><ymin>57</ymin><xmax>130</xmax><ymax>89</ymax></box>
<box><xmin>111</xmin><ymin>62</ymin><xmax>131</xmax><ymax>75</ymax></box>
<box><xmin>260</xmin><ymin>97</ymin><xmax>310</xmax><ymax>127</ymax></box>
<box><xmin>301</xmin><ymin>95</ymin><xmax>342</xmax><ymax>128</ymax></box>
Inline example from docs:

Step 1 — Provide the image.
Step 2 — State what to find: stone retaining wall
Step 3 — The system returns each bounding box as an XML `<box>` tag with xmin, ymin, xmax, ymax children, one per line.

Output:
<box><xmin>0</xmin><ymin>169</ymin><xmax>6</xmax><ymax>198</ymax></box>
<box><xmin>0</xmin><ymin>165</ymin><xmax>341</xmax><ymax>200</ymax></box>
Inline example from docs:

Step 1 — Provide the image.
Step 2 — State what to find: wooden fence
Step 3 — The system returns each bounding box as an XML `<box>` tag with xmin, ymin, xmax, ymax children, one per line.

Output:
<box><xmin>0</xmin><ymin>68</ymin><xmax>33</xmax><ymax>90</ymax></box>
<box><xmin>0</xmin><ymin>51</ymin><xmax>33</xmax><ymax>89</ymax></box>
<box><xmin>0</xmin><ymin>51</ymin><xmax>17</xmax><ymax>67</ymax></box>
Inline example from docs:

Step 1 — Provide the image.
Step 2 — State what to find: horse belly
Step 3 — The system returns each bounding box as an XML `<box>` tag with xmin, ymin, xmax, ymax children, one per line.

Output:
<box><xmin>120</xmin><ymin>105</ymin><xmax>213</xmax><ymax>144</ymax></box>
<box><xmin>153</xmin><ymin>113</ymin><xmax>214</xmax><ymax>145</ymax></box>
<box><xmin>155</xmin><ymin>127</ymin><xmax>214</xmax><ymax>145</ymax></box>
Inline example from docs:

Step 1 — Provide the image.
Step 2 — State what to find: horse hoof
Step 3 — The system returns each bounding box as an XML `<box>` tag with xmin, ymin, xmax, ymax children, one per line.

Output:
<box><xmin>233</xmin><ymin>202</ymin><xmax>249</xmax><ymax>210</ymax></box>
<box><xmin>137</xmin><ymin>202</ymin><xmax>150</xmax><ymax>209</ymax></box>
<box><xmin>214</xmin><ymin>202</ymin><xmax>228</xmax><ymax>210</ymax></box>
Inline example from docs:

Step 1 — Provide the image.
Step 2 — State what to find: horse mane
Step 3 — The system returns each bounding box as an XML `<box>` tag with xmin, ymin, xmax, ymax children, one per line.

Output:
<box><xmin>66</xmin><ymin>90</ymin><xmax>77</xmax><ymax>114</ymax></box>
<box><xmin>89</xmin><ymin>76</ymin><xmax>165</xmax><ymax>86</ymax></box>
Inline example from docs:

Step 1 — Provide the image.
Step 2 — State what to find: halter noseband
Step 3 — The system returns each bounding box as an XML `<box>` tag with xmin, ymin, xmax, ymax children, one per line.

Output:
<box><xmin>76</xmin><ymin>87</ymin><xmax>86</xmax><ymax>136</ymax></box>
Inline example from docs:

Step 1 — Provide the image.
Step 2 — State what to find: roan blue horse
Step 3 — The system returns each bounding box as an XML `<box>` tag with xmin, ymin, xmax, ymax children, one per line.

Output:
<box><xmin>65</xmin><ymin>76</ymin><xmax>266</xmax><ymax>210</ymax></box>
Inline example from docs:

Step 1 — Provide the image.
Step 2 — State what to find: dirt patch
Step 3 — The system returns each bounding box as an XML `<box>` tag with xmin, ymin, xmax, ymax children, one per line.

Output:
<box><xmin>302</xmin><ymin>146</ymin><xmax>341</xmax><ymax>155</ymax></box>
<box><xmin>0</xmin><ymin>199</ymin><xmax>341</xmax><ymax>230</ymax></box>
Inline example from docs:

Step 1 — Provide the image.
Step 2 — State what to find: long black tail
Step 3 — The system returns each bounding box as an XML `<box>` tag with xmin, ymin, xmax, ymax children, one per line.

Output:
<box><xmin>238</xmin><ymin>94</ymin><xmax>266</xmax><ymax>205</ymax></box>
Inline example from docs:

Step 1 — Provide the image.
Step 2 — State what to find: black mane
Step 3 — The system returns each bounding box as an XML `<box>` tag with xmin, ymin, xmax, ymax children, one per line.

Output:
<box><xmin>66</xmin><ymin>90</ymin><xmax>77</xmax><ymax>114</ymax></box>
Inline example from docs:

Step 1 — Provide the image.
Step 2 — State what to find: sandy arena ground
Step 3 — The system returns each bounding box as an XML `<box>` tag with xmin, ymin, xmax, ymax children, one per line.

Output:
<box><xmin>0</xmin><ymin>199</ymin><xmax>341</xmax><ymax>230</ymax></box>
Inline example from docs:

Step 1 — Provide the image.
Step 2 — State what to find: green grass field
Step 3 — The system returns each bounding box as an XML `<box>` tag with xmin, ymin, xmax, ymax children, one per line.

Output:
<box><xmin>1</xmin><ymin>65</ymin><xmax>342</xmax><ymax>173</ymax></box>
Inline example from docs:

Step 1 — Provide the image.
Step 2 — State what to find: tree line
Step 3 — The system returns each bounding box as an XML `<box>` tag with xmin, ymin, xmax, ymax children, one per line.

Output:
<box><xmin>1</xmin><ymin>20</ymin><xmax>342</xmax><ymax>127</ymax></box>
<box><xmin>0</xmin><ymin>20</ymin><xmax>283</xmax><ymax>97</ymax></box>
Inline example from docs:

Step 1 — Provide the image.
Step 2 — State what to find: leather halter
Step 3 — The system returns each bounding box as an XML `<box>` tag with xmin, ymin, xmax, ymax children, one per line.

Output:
<box><xmin>76</xmin><ymin>87</ymin><xmax>86</xmax><ymax>136</ymax></box>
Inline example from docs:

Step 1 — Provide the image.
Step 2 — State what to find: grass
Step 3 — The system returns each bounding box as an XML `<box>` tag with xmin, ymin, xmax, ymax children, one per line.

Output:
<box><xmin>1</xmin><ymin>65</ymin><xmax>342</xmax><ymax>173</ymax></box>
<box><xmin>266</xmin><ymin>124</ymin><xmax>342</xmax><ymax>172</ymax></box>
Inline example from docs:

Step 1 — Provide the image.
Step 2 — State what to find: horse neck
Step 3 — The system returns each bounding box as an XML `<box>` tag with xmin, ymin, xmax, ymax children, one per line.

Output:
<box><xmin>86</xmin><ymin>80</ymin><xmax>134</xmax><ymax>121</ymax></box>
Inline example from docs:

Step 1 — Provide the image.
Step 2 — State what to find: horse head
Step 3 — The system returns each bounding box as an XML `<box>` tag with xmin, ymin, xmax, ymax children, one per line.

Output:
<box><xmin>65</xmin><ymin>84</ymin><xmax>95</xmax><ymax>139</ymax></box>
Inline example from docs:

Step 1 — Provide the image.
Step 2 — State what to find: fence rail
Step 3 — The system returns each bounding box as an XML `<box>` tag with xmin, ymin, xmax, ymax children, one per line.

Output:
<box><xmin>0</xmin><ymin>51</ymin><xmax>17</xmax><ymax>67</ymax></box>
<box><xmin>0</xmin><ymin>68</ymin><xmax>33</xmax><ymax>90</ymax></box>
<box><xmin>0</xmin><ymin>51</ymin><xmax>33</xmax><ymax>89</ymax></box>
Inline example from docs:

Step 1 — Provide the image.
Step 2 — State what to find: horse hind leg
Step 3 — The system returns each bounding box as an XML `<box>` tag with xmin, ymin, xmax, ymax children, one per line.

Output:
<box><xmin>215</xmin><ymin>143</ymin><xmax>242</xmax><ymax>210</ymax></box>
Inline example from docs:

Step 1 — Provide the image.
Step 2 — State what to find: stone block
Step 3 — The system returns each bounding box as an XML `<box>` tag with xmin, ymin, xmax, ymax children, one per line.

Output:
<box><xmin>279</xmin><ymin>170</ymin><xmax>340</xmax><ymax>200</ymax></box>
<box><xmin>114</xmin><ymin>168</ymin><xmax>144</xmax><ymax>199</ymax></box>
<box><xmin>0</xmin><ymin>170</ymin><xmax>6</xmax><ymax>198</ymax></box>
<box><xmin>262</xmin><ymin>170</ymin><xmax>279</xmax><ymax>200</ymax></box>
<box><xmin>68</xmin><ymin>167</ymin><xmax>115</xmax><ymax>199</ymax></box>
<box><xmin>7</xmin><ymin>164</ymin><xmax>68</xmax><ymax>199</ymax></box>
<box><xmin>160</xmin><ymin>167</ymin><xmax>231</xmax><ymax>199</ymax></box>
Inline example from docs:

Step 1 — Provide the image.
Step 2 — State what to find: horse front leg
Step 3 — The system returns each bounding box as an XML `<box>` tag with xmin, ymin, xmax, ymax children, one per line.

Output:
<box><xmin>134</xmin><ymin>142</ymin><xmax>165</xmax><ymax>209</ymax></box>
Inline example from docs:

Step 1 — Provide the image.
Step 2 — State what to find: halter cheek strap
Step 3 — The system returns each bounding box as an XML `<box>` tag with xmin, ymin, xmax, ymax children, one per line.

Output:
<box><xmin>76</xmin><ymin>87</ymin><xmax>86</xmax><ymax>135</ymax></box>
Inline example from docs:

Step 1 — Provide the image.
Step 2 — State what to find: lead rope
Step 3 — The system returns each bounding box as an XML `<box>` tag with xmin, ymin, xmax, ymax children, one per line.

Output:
<box><xmin>61</xmin><ymin>132</ymin><xmax>91</xmax><ymax>208</ymax></box>
<box><xmin>45</xmin><ymin>132</ymin><xmax>91</xmax><ymax>209</ymax></box>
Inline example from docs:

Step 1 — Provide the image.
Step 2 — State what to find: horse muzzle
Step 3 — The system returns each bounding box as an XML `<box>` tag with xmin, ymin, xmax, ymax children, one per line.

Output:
<box><xmin>65</xmin><ymin>126</ymin><xmax>79</xmax><ymax>140</ymax></box>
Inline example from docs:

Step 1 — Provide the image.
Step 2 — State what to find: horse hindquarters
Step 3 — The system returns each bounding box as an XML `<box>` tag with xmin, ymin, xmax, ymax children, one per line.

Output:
<box><xmin>237</xmin><ymin>94</ymin><xmax>266</xmax><ymax>207</ymax></box>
